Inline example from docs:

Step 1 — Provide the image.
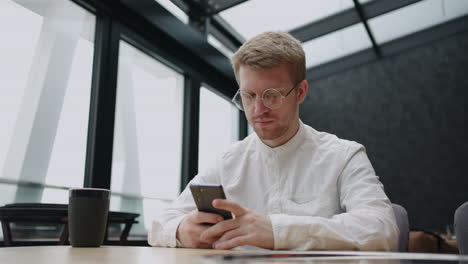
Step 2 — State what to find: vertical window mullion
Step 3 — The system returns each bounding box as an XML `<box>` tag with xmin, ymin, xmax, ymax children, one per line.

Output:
<box><xmin>238</xmin><ymin>111</ymin><xmax>248</xmax><ymax>140</ymax></box>
<box><xmin>84</xmin><ymin>12</ymin><xmax>120</xmax><ymax>189</ymax></box>
<box><xmin>180</xmin><ymin>77</ymin><xmax>201</xmax><ymax>192</ymax></box>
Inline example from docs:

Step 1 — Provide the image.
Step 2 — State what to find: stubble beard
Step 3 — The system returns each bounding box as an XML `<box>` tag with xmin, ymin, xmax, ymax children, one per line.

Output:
<box><xmin>253</xmin><ymin>119</ymin><xmax>289</xmax><ymax>141</ymax></box>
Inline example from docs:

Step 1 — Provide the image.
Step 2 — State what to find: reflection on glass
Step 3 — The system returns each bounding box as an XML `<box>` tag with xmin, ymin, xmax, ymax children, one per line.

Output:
<box><xmin>199</xmin><ymin>87</ymin><xmax>239</xmax><ymax>173</ymax></box>
<box><xmin>0</xmin><ymin>0</ymin><xmax>95</xmax><ymax>205</ymax></box>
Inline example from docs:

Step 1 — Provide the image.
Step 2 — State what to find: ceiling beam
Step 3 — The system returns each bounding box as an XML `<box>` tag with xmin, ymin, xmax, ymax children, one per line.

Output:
<box><xmin>209</xmin><ymin>15</ymin><xmax>245</xmax><ymax>51</ymax></box>
<box><xmin>353</xmin><ymin>0</ymin><xmax>381</xmax><ymax>58</ymax></box>
<box><xmin>210</xmin><ymin>0</ymin><xmax>250</xmax><ymax>14</ymax></box>
<box><xmin>170</xmin><ymin>0</ymin><xmax>245</xmax><ymax>51</ymax></box>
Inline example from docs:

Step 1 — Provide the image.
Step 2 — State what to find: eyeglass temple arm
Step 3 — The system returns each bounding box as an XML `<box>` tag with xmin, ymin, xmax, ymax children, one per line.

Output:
<box><xmin>284</xmin><ymin>80</ymin><xmax>303</xmax><ymax>97</ymax></box>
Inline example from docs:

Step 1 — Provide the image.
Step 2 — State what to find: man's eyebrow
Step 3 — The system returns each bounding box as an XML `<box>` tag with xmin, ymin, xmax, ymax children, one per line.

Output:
<box><xmin>239</xmin><ymin>88</ymin><xmax>255</xmax><ymax>94</ymax></box>
<box><xmin>240</xmin><ymin>85</ymin><xmax>288</xmax><ymax>92</ymax></box>
<box><xmin>241</xmin><ymin>91</ymin><xmax>257</xmax><ymax>98</ymax></box>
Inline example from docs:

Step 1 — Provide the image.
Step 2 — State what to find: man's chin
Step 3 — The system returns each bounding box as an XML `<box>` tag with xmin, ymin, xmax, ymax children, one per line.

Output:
<box><xmin>253</xmin><ymin>129</ymin><xmax>280</xmax><ymax>141</ymax></box>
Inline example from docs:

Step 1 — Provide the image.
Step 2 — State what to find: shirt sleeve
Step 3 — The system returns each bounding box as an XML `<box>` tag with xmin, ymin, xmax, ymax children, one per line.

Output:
<box><xmin>270</xmin><ymin>143</ymin><xmax>399</xmax><ymax>251</ymax></box>
<box><xmin>147</xmin><ymin>158</ymin><xmax>222</xmax><ymax>247</ymax></box>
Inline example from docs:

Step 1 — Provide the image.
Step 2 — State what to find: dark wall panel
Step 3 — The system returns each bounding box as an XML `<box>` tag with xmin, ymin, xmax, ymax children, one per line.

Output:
<box><xmin>300</xmin><ymin>32</ymin><xmax>468</xmax><ymax>231</ymax></box>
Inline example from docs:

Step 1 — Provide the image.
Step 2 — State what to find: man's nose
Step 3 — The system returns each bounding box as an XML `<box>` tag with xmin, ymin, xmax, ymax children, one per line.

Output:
<box><xmin>254</xmin><ymin>97</ymin><xmax>269</xmax><ymax>115</ymax></box>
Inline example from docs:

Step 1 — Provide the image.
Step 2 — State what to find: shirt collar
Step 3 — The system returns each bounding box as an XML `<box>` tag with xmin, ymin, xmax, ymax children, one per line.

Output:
<box><xmin>255</xmin><ymin>119</ymin><xmax>306</xmax><ymax>156</ymax></box>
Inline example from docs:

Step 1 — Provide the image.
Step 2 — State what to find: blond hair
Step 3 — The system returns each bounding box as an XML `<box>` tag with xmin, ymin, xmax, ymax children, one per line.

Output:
<box><xmin>231</xmin><ymin>31</ymin><xmax>306</xmax><ymax>85</ymax></box>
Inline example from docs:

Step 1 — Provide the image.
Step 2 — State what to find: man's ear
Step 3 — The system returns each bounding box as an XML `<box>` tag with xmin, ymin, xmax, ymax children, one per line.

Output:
<box><xmin>296</xmin><ymin>80</ymin><xmax>308</xmax><ymax>104</ymax></box>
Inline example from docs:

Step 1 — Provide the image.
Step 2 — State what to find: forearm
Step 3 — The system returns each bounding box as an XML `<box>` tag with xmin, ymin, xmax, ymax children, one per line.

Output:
<box><xmin>270</xmin><ymin>200</ymin><xmax>399</xmax><ymax>251</ymax></box>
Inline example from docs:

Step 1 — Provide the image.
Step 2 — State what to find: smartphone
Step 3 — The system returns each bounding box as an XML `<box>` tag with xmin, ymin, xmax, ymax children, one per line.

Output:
<box><xmin>189</xmin><ymin>184</ymin><xmax>233</xmax><ymax>220</ymax></box>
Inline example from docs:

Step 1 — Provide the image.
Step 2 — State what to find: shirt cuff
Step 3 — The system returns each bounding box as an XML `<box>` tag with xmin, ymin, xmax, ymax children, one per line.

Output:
<box><xmin>269</xmin><ymin>214</ymin><xmax>317</xmax><ymax>250</ymax></box>
<box><xmin>149</xmin><ymin>214</ymin><xmax>186</xmax><ymax>247</ymax></box>
<box><xmin>166</xmin><ymin>215</ymin><xmax>186</xmax><ymax>247</ymax></box>
<box><xmin>176</xmin><ymin>238</ymin><xmax>184</xmax><ymax>248</ymax></box>
<box><xmin>270</xmin><ymin>214</ymin><xmax>290</xmax><ymax>249</ymax></box>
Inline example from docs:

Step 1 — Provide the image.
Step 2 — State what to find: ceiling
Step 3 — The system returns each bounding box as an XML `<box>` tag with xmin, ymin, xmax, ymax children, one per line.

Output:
<box><xmin>154</xmin><ymin>0</ymin><xmax>468</xmax><ymax>74</ymax></box>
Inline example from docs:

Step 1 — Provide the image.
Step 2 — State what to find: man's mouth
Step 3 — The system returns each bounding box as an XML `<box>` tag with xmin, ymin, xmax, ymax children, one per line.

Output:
<box><xmin>254</xmin><ymin>120</ymin><xmax>274</xmax><ymax>127</ymax></box>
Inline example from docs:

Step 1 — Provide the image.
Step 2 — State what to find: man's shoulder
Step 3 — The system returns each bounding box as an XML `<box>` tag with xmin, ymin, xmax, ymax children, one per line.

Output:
<box><xmin>303</xmin><ymin>124</ymin><xmax>364</xmax><ymax>154</ymax></box>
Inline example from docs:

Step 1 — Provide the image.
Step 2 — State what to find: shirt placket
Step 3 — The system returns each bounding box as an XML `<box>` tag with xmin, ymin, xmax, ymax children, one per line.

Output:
<box><xmin>266</xmin><ymin>151</ymin><xmax>281</xmax><ymax>214</ymax></box>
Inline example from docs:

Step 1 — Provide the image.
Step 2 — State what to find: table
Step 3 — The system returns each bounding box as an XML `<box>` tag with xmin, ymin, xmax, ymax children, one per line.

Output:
<box><xmin>0</xmin><ymin>203</ymin><xmax>139</xmax><ymax>246</ymax></box>
<box><xmin>0</xmin><ymin>246</ymin><xmax>466</xmax><ymax>264</ymax></box>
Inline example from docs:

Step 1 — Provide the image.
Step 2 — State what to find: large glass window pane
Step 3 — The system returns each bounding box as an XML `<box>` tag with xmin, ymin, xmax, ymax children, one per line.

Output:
<box><xmin>199</xmin><ymin>87</ymin><xmax>239</xmax><ymax>173</ymax></box>
<box><xmin>220</xmin><ymin>0</ymin><xmax>353</xmax><ymax>40</ymax></box>
<box><xmin>0</xmin><ymin>0</ymin><xmax>95</xmax><ymax>205</ymax></box>
<box><xmin>444</xmin><ymin>0</ymin><xmax>468</xmax><ymax>19</ymax></box>
<box><xmin>111</xmin><ymin>41</ymin><xmax>184</xmax><ymax>239</ymax></box>
<box><xmin>248</xmin><ymin>124</ymin><xmax>255</xmax><ymax>136</ymax></box>
<box><xmin>369</xmin><ymin>0</ymin><xmax>468</xmax><ymax>44</ymax></box>
<box><xmin>303</xmin><ymin>23</ymin><xmax>372</xmax><ymax>67</ymax></box>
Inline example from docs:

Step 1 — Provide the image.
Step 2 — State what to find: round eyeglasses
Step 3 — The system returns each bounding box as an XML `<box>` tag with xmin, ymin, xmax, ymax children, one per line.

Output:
<box><xmin>231</xmin><ymin>82</ymin><xmax>300</xmax><ymax>111</ymax></box>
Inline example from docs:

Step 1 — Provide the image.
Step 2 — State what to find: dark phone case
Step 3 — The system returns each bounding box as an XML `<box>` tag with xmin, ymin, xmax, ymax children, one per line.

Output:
<box><xmin>189</xmin><ymin>184</ymin><xmax>233</xmax><ymax>220</ymax></box>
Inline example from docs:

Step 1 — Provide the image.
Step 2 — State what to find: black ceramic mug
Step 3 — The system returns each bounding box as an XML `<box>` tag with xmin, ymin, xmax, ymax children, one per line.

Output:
<box><xmin>68</xmin><ymin>188</ymin><xmax>110</xmax><ymax>247</ymax></box>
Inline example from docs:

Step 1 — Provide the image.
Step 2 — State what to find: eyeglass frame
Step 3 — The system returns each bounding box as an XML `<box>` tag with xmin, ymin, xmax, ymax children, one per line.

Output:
<box><xmin>231</xmin><ymin>80</ymin><xmax>303</xmax><ymax>111</ymax></box>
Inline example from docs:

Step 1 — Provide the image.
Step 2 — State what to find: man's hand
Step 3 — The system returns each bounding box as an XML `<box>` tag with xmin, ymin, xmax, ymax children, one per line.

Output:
<box><xmin>200</xmin><ymin>199</ymin><xmax>274</xmax><ymax>250</ymax></box>
<box><xmin>176</xmin><ymin>209</ymin><xmax>224</xmax><ymax>248</ymax></box>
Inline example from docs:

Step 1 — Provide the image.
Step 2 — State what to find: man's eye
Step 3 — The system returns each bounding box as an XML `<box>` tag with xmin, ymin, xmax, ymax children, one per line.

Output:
<box><xmin>245</xmin><ymin>96</ymin><xmax>255</xmax><ymax>102</ymax></box>
<box><xmin>242</xmin><ymin>93</ymin><xmax>255</xmax><ymax>99</ymax></box>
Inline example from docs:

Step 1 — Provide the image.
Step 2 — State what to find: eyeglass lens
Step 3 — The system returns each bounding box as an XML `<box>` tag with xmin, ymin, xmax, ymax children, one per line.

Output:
<box><xmin>237</xmin><ymin>89</ymin><xmax>283</xmax><ymax>110</ymax></box>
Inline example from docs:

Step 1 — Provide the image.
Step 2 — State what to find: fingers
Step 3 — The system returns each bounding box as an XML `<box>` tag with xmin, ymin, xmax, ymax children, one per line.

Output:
<box><xmin>200</xmin><ymin>219</ymin><xmax>239</xmax><ymax>244</ymax></box>
<box><xmin>213</xmin><ymin>235</ymin><xmax>252</xmax><ymax>250</ymax></box>
<box><xmin>198</xmin><ymin>242</ymin><xmax>213</xmax><ymax>249</ymax></box>
<box><xmin>191</xmin><ymin>211</ymin><xmax>224</xmax><ymax>225</ymax></box>
<box><xmin>212</xmin><ymin>199</ymin><xmax>247</xmax><ymax>217</ymax></box>
<box><xmin>212</xmin><ymin>227</ymin><xmax>244</xmax><ymax>245</ymax></box>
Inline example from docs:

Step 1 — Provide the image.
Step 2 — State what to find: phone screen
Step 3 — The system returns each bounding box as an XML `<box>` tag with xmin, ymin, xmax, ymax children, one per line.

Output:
<box><xmin>189</xmin><ymin>184</ymin><xmax>233</xmax><ymax>220</ymax></box>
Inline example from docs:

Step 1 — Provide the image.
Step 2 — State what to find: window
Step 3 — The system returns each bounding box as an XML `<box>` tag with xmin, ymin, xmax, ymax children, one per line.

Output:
<box><xmin>111</xmin><ymin>40</ymin><xmax>184</xmax><ymax>239</ymax></box>
<box><xmin>369</xmin><ymin>0</ymin><xmax>468</xmax><ymax>44</ymax></box>
<box><xmin>220</xmin><ymin>0</ymin><xmax>354</xmax><ymax>40</ymax></box>
<box><xmin>248</xmin><ymin>124</ymin><xmax>255</xmax><ymax>136</ymax></box>
<box><xmin>0</xmin><ymin>0</ymin><xmax>95</xmax><ymax>205</ymax></box>
<box><xmin>198</xmin><ymin>87</ymin><xmax>239</xmax><ymax>173</ymax></box>
<box><xmin>303</xmin><ymin>23</ymin><xmax>372</xmax><ymax>67</ymax></box>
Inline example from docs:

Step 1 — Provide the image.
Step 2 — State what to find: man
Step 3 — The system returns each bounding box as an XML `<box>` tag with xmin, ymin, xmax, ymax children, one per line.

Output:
<box><xmin>148</xmin><ymin>32</ymin><xmax>399</xmax><ymax>251</ymax></box>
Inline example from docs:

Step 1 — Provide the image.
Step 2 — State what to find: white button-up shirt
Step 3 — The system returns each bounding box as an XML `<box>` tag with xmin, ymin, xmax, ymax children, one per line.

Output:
<box><xmin>148</xmin><ymin>121</ymin><xmax>399</xmax><ymax>251</ymax></box>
